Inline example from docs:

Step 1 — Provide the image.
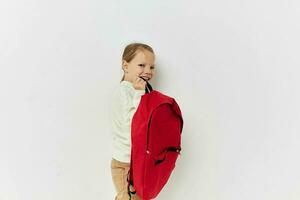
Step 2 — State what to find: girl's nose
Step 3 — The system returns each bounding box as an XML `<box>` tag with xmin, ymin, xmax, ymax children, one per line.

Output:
<box><xmin>144</xmin><ymin>66</ymin><xmax>152</xmax><ymax>74</ymax></box>
<box><xmin>143</xmin><ymin>71</ymin><xmax>152</xmax><ymax>76</ymax></box>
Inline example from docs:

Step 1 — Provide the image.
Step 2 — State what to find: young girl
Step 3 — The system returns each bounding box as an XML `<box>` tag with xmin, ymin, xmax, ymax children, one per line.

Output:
<box><xmin>110</xmin><ymin>43</ymin><xmax>156</xmax><ymax>200</ymax></box>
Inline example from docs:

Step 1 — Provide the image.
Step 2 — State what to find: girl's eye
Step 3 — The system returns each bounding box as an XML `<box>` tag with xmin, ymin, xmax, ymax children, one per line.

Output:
<box><xmin>138</xmin><ymin>64</ymin><xmax>155</xmax><ymax>70</ymax></box>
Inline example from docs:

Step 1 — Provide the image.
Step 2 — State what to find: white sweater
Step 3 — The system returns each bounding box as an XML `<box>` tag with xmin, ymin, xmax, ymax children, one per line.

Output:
<box><xmin>110</xmin><ymin>80</ymin><xmax>145</xmax><ymax>163</ymax></box>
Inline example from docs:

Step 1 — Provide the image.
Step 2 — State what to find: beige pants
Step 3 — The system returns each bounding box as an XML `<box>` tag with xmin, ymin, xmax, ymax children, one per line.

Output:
<box><xmin>111</xmin><ymin>158</ymin><xmax>141</xmax><ymax>200</ymax></box>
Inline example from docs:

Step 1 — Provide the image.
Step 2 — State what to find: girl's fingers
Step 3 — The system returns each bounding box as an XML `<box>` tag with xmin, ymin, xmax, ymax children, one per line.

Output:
<box><xmin>136</xmin><ymin>77</ymin><xmax>144</xmax><ymax>83</ymax></box>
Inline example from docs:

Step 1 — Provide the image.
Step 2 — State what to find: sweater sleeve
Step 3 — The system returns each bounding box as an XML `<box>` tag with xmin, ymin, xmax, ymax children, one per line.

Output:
<box><xmin>110</xmin><ymin>85</ymin><xmax>145</xmax><ymax>162</ymax></box>
<box><xmin>122</xmin><ymin>89</ymin><xmax>145</xmax><ymax>128</ymax></box>
<box><xmin>133</xmin><ymin>89</ymin><xmax>145</xmax><ymax>108</ymax></box>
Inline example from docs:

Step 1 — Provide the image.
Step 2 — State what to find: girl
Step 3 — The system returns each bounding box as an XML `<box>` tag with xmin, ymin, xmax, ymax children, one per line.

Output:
<box><xmin>110</xmin><ymin>43</ymin><xmax>156</xmax><ymax>200</ymax></box>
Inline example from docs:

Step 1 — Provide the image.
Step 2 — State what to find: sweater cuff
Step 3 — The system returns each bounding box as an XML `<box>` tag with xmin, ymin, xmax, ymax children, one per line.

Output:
<box><xmin>132</xmin><ymin>89</ymin><xmax>145</xmax><ymax>108</ymax></box>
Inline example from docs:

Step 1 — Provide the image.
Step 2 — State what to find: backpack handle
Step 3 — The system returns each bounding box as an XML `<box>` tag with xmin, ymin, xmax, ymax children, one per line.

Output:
<box><xmin>139</xmin><ymin>76</ymin><xmax>153</xmax><ymax>94</ymax></box>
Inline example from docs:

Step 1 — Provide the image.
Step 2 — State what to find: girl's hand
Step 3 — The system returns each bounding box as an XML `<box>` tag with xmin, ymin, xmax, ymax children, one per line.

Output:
<box><xmin>132</xmin><ymin>76</ymin><xmax>147</xmax><ymax>90</ymax></box>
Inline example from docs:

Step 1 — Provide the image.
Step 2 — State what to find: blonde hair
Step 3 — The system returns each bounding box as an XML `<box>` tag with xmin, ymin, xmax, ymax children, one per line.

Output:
<box><xmin>121</xmin><ymin>43</ymin><xmax>155</xmax><ymax>82</ymax></box>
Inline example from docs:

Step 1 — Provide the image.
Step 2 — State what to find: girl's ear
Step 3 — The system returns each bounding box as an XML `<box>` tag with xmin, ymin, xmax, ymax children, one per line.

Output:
<box><xmin>122</xmin><ymin>60</ymin><xmax>128</xmax><ymax>71</ymax></box>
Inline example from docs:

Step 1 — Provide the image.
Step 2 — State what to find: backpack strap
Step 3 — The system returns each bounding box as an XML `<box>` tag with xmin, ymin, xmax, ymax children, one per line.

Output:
<box><xmin>127</xmin><ymin>155</ymin><xmax>136</xmax><ymax>199</ymax></box>
<box><xmin>139</xmin><ymin>76</ymin><xmax>153</xmax><ymax>93</ymax></box>
<box><xmin>127</xmin><ymin>172</ymin><xmax>136</xmax><ymax>200</ymax></box>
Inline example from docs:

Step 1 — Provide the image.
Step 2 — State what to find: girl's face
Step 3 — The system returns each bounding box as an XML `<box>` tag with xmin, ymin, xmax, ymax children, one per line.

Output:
<box><xmin>122</xmin><ymin>50</ymin><xmax>155</xmax><ymax>83</ymax></box>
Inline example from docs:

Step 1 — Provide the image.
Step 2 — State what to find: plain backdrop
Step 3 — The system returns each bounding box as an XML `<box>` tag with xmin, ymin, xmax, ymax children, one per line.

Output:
<box><xmin>1</xmin><ymin>0</ymin><xmax>300</xmax><ymax>199</ymax></box>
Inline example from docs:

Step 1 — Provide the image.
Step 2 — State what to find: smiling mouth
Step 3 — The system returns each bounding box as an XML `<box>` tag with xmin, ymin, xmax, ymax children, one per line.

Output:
<box><xmin>140</xmin><ymin>76</ymin><xmax>151</xmax><ymax>81</ymax></box>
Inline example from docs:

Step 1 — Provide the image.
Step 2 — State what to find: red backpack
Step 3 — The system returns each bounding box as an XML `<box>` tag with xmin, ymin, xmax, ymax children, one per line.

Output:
<box><xmin>128</xmin><ymin>79</ymin><xmax>184</xmax><ymax>200</ymax></box>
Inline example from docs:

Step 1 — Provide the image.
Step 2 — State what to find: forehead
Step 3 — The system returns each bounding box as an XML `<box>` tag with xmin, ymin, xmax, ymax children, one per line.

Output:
<box><xmin>132</xmin><ymin>50</ymin><xmax>155</xmax><ymax>63</ymax></box>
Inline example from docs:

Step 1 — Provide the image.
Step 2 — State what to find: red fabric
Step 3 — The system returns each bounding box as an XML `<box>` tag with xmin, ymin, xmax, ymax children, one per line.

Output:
<box><xmin>130</xmin><ymin>90</ymin><xmax>183</xmax><ymax>200</ymax></box>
